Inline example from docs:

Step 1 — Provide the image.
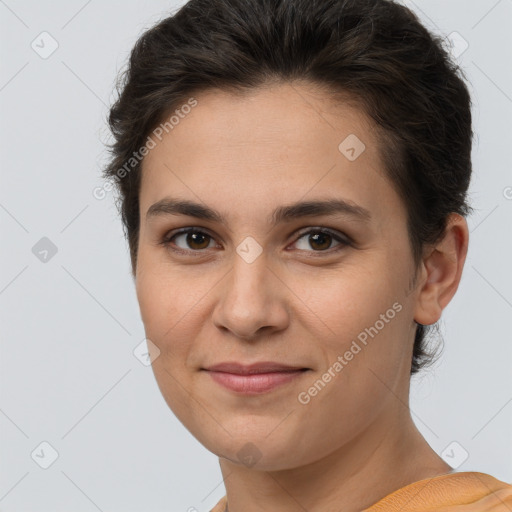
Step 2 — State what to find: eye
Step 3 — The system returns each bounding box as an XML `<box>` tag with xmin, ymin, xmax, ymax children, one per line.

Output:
<box><xmin>159</xmin><ymin>226</ymin><xmax>351</xmax><ymax>256</ymax></box>
<box><xmin>160</xmin><ymin>228</ymin><xmax>217</xmax><ymax>254</ymax></box>
<box><xmin>290</xmin><ymin>228</ymin><xmax>350</xmax><ymax>254</ymax></box>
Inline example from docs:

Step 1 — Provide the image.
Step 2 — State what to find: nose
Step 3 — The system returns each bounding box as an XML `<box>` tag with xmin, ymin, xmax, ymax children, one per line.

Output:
<box><xmin>211</xmin><ymin>251</ymin><xmax>289</xmax><ymax>341</ymax></box>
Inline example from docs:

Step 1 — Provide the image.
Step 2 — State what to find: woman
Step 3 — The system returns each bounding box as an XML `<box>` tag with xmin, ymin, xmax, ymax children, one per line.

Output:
<box><xmin>103</xmin><ymin>0</ymin><xmax>512</xmax><ymax>510</ymax></box>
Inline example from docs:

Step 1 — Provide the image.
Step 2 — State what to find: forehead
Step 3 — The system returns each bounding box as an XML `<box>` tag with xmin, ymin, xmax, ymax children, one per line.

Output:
<box><xmin>139</xmin><ymin>82</ymin><xmax>399</xmax><ymax>226</ymax></box>
<box><xmin>145</xmin><ymin>82</ymin><xmax>377</xmax><ymax>159</ymax></box>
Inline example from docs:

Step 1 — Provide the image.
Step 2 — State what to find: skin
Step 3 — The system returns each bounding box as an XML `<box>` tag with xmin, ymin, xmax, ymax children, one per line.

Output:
<box><xmin>134</xmin><ymin>82</ymin><xmax>469</xmax><ymax>512</ymax></box>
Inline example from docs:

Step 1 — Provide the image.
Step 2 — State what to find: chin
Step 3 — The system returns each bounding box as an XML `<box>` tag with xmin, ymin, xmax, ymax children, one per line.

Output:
<box><xmin>199</xmin><ymin>428</ymin><xmax>310</xmax><ymax>471</ymax></box>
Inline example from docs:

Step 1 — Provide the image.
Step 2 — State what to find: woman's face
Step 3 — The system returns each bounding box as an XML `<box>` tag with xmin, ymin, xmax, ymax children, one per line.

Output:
<box><xmin>135</xmin><ymin>82</ymin><xmax>421</xmax><ymax>470</ymax></box>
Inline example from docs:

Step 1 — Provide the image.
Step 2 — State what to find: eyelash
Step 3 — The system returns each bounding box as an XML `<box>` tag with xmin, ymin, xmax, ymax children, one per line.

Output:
<box><xmin>158</xmin><ymin>226</ymin><xmax>352</xmax><ymax>257</ymax></box>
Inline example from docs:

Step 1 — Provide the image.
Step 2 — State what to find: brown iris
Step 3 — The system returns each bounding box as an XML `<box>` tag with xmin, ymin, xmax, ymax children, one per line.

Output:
<box><xmin>307</xmin><ymin>232</ymin><xmax>333</xmax><ymax>251</ymax></box>
<box><xmin>186</xmin><ymin>232</ymin><xmax>211</xmax><ymax>250</ymax></box>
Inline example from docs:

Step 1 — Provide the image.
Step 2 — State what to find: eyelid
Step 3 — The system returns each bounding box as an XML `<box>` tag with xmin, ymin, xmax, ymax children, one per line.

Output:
<box><xmin>160</xmin><ymin>225</ymin><xmax>353</xmax><ymax>255</ymax></box>
<box><xmin>292</xmin><ymin>226</ymin><xmax>352</xmax><ymax>246</ymax></box>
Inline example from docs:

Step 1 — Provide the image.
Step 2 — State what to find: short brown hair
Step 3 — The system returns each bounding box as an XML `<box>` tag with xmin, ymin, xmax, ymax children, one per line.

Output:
<box><xmin>103</xmin><ymin>0</ymin><xmax>473</xmax><ymax>375</ymax></box>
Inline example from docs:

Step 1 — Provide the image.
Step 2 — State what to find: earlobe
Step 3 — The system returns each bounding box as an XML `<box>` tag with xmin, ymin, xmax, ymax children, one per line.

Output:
<box><xmin>413</xmin><ymin>214</ymin><xmax>469</xmax><ymax>326</ymax></box>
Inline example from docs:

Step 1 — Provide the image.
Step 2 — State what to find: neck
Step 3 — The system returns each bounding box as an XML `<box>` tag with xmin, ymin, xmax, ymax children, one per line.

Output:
<box><xmin>217</xmin><ymin>411</ymin><xmax>452</xmax><ymax>512</ymax></box>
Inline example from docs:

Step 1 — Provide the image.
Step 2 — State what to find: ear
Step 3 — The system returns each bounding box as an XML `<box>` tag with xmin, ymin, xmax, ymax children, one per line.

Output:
<box><xmin>413</xmin><ymin>213</ymin><xmax>469</xmax><ymax>326</ymax></box>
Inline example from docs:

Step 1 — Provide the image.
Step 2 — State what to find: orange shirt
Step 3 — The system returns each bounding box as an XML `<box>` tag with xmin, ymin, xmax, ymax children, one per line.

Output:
<box><xmin>210</xmin><ymin>471</ymin><xmax>512</xmax><ymax>511</ymax></box>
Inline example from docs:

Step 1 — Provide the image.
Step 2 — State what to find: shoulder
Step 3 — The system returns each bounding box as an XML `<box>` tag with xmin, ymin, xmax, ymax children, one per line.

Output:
<box><xmin>210</xmin><ymin>495</ymin><xmax>227</xmax><ymax>512</ymax></box>
<box><xmin>211</xmin><ymin>473</ymin><xmax>512</xmax><ymax>512</ymax></box>
<box><xmin>364</xmin><ymin>471</ymin><xmax>512</xmax><ymax>511</ymax></box>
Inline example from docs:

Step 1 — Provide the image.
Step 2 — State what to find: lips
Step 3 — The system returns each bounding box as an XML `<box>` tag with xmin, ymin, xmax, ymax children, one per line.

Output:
<box><xmin>202</xmin><ymin>361</ymin><xmax>310</xmax><ymax>394</ymax></box>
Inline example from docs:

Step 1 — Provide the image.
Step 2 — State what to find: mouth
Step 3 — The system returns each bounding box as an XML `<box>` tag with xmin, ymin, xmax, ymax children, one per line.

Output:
<box><xmin>202</xmin><ymin>361</ymin><xmax>310</xmax><ymax>374</ymax></box>
<box><xmin>201</xmin><ymin>362</ymin><xmax>310</xmax><ymax>394</ymax></box>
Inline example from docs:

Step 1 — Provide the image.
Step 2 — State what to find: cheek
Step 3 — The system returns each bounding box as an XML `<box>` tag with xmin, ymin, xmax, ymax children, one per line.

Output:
<box><xmin>135</xmin><ymin>263</ymin><xmax>191</xmax><ymax>375</ymax></box>
<box><xmin>135</xmin><ymin>260</ymin><xmax>202</xmax><ymax>421</ymax></box>
<box><xmin>135</xmin><ymin>247</ymin><xmax>199</xmax><ymax>341</ymax></box>
<box><xmin>290</xmin><ymin>272</ymin><xmax>408</xmax><ymax>455</ymax></box>
<box><xmin>134</xmin><ymin>252</ymin><xmax>221</xmax><ymax>389</ymax></box>
<box><xmin>295</xmin><ymin>263</ymin><xmax>411</xmax><ymax>391</ymax></box>
<box><xmin>297</xmin><ymin>263</ymin><xmax>403</xmax><ymax>338</ymax></box>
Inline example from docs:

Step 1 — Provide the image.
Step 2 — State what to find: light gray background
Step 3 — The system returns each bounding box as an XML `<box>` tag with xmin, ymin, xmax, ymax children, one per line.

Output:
<box><xmin>1</xmin><ymin>0</ymin><xmax>511</xmax><ymax>510</ymax></box>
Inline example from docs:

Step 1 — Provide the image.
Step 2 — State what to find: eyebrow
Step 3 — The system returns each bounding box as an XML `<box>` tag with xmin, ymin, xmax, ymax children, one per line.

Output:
<box><xmin>146</xmin><ymin>197</ymin><xmax>372</xmax><ymax>226</ymax></box>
